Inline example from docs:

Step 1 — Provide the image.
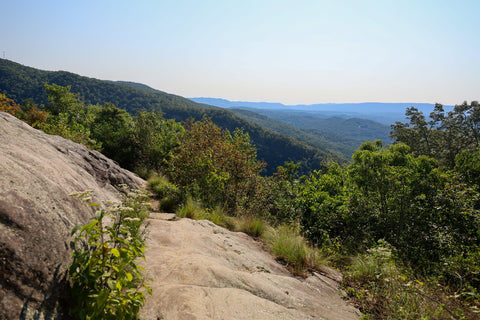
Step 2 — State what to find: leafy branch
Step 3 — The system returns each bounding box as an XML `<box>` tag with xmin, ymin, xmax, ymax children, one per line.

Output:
<box><xmin>68</xmin><ymin>189</ymin><xmax>152</xmax><ymax>320</ymax></box>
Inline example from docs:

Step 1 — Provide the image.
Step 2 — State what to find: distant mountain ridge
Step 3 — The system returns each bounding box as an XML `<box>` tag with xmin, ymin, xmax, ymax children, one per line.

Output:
<box><xmin>190</xmin><ymin>97</ymin><xmax>438</xmax><ymax>111</ymax></box>
<box><xmin>190</xmin><ymin>97</ymin><xmax>447</xmax><ymax>125</ymax></box>
<box><xmin>114</xmin><ymin>81</ymin><xmax>156</xmax><ymax>90</ymax></box>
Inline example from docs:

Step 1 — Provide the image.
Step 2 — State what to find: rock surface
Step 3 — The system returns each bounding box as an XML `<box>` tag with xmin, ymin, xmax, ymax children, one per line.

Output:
<box><xmin>0</xmin><ymin>112</ymin><xmax>144</xmax><ymax>320</ymax></box>
<box><xmin>141</xmin><ymin>216</ymin><xmax>361</xmax><ymax>320</ymax></box>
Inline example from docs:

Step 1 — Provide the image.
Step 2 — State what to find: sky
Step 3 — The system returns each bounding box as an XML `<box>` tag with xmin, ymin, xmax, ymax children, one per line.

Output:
<box><xmin>2</xmin><ymin>0</ymin><xmax>479</xmax><ymax>105</ymax></box>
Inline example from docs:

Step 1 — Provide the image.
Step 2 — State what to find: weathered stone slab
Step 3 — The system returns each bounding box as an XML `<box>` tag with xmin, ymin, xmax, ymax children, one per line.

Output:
<box><xmin>141</xmin><ymin>218</ymin><xmax>361</xmax><ymax>320</ymax></box>
<box><xmin>0</xmin><ymin>112</ymin><xmax>143</xmax><ymax>320</ymax></box>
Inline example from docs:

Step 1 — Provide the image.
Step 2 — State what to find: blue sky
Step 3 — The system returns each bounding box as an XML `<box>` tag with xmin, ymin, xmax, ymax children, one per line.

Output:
<box><xmin>2</xmin><ymin>0</ymin><xmax>479</xmax><ymax>105</ymax></box>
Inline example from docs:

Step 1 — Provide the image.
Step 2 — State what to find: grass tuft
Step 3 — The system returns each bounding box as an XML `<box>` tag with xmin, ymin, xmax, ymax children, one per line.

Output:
<box><xmin>175</xmin><ymin>196</ymin><xmax>204</xmax><ymax>219</ymax></box>
<box><xmin>201</xmin><ymin>205</ymin><xmax>237</xmax><ymax>231</ymax></box>
<box><xmin>263</xmin><ymin>224</ymin><xmax>324</xmax><ymax>276</ymax></box>
<box><xmin>236</xmin><ymin>215</ymin><xmax>266</xmax><ymax>237</ymax></box>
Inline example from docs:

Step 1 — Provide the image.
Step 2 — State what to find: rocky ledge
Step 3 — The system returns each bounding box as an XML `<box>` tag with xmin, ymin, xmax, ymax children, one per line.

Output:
<box><xmin>0</xmin><ymin>112</ymin><xmax>143</xmax><ymax>320</ymax></box>
<box><xmin>141</xmin><ymin>214</ymin><xmax>361</xmax><ymax>320</ymax></box>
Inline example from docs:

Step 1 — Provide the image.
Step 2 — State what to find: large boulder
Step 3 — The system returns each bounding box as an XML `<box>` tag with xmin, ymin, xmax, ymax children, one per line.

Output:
<box><xmin>0</xmin><ymin>112</ymin><xmax>144</xmax><ymax>320</ymax></box>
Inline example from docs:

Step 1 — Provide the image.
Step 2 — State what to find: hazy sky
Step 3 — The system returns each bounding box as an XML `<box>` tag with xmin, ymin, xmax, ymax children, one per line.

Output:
<box><xmin>2</xmin><ymin>0</ymin><xmax>479</xmax><ymax>105</ymax></box>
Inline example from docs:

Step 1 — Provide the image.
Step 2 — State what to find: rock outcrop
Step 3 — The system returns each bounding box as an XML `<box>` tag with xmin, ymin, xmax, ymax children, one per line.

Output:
<box><xmin>0</xmin><ymin>112</ymin><xmax>144</xmax><ymax>320</ymax></box>
<box><xmin>141</xmin><ymin>214</ymin><xmax>361</xmax><ymax>320</ymax></box>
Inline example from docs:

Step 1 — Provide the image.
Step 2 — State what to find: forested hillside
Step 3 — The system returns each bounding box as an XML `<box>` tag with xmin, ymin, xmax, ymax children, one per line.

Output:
<box><xmin>230</xmin><ymin>108</ymin><xmax>381</xmax><ymax>159</ymax></box>
<box><xmin>191</xmin><ymin>98</ymin><xmax>393</xmax><ymax>159</ymax></box>
<box><xmin>255</xmin><ymin>109</ymin><xmax>391</xmax><ymax>141</ymax></box>
<box><xmin>0</xmin><ymin>59</ymin><xmax>343</xmax><ymax>174</ymax></box>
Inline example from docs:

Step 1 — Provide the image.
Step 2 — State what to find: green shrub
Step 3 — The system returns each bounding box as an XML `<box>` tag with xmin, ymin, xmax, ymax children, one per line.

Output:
<box><xmin>147</xmin><ymin>173</ymin><xmax>181</xmax><ymax>211</ymax></box>
<box><xmin>167</xmin><ymin>117</ymin><xmax>265</xmax><ymax>213</ymax></box>
<box><xmin>343</xmin><ymin>241</ymin><xmax>473</xmax><ymax>319</ymax></box>
<box><xmin>41</xmin><ymin>112</ymin><xmax>98</xmax><ymax>149</ymax></box>
<box><xmin>68</xmin><ymin>189</ymin><xmax>151</xmax><ymax>320</ymax></box>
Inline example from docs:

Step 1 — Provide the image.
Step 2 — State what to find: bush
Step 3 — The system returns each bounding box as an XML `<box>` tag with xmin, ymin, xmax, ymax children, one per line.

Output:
<box><xmin>168</xmin><ymin>116</ymin><xmax>265</xmax><ymax>214</ymax></box>
<box><xmin>0</xmin><ymin>93</ymin><xmax>24</xmax><ymax>117</ymax></box>
<box><xmin>133</xmin><ymin>111</ymin><xmax>184</xmax><ymax>173</ymax></box>
<box><xmin>344</xmin><ymin>241</ymin><xmax>474</xmax><ymax>319</ymax></box>
<box><xmin>68</xmin><ymin>189</ymin><xmax>151</xmax><ymax>320</ymax></box>
<box><xmin>147</xmin><ymin>173</ymin><xmax>181</xmax><ymax>212</ymax></box>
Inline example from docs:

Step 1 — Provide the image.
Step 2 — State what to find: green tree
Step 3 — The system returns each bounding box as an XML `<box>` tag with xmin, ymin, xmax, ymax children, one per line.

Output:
<box><xmin>296</xmin><ymin>162</ymin><xmax>347</xmax><ymax>247</ymax></box>
<box><xmin>44</xmin><ymin>83</ymin><xmax>85</xmax><ymax>121</ymax></box>
<box><xmin>296</xmin><ymin>140</ymin><xmax>479</xmax><ymax>274</ymax></box>
<box><xmin>347</xmin><ymin>142</ymin><xmax>441</xmax><ymax>264</ymax></box>
<box><xmin>40</xmin><ymin>84</ymin><xmax>98</xmax><ymax>148</ymax></box>
<box><xmin>168</xmin><ymin>116</ymin><xmax>265</xmax><ymax>213</ymax></box>
<box><xmin>391</xmin><ymin>107</ymin><xmax>434</xmax><ymax>157</ymax></box>
<box><xmin>90</xmin><ymin>103</ymin><xmax>135</xmax><ymax>169</ymax></box>
<box><xmin>268</xmin><ymin>162</ymin><xmax>303</xmax><ymax>223</ymax></box>
<box><xmin>455</xmin><ymin>148</ymin><xmax>480</xmax><ymax>188</ymax></box>
<box><xmin>133</xmin><ymin>111</ymin><xmax>184</xmax><ymax>175</ymax></box>
<box><xmin>391</xmin><ymin>101</ymin><xmax>480</xmax><ymax>168</ymax></box>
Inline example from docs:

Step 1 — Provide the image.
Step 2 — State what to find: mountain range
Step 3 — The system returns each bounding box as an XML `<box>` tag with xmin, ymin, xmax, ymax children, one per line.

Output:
<box><xmin>189</xmin><ymin>97</ymin><xmax>446</xmax><ymax>125</ymax></box>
